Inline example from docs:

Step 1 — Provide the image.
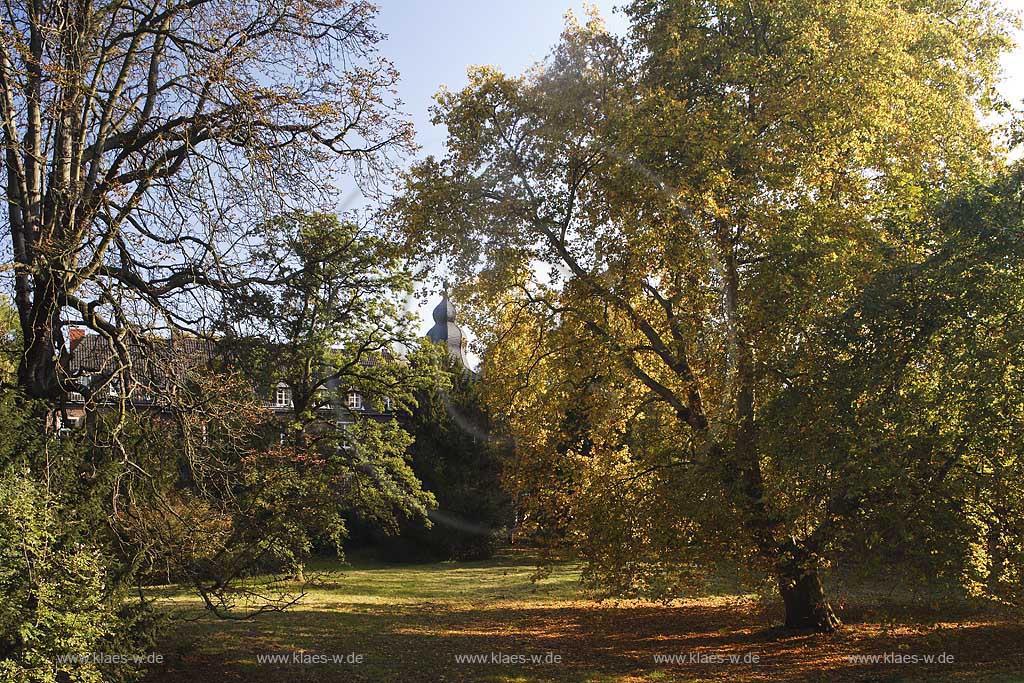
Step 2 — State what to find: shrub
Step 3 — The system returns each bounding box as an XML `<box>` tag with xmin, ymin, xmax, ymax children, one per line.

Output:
<box><xmin>0</xmin><ymin>395</ymin><xmax>156</xmax><ymax>683</ymax></box>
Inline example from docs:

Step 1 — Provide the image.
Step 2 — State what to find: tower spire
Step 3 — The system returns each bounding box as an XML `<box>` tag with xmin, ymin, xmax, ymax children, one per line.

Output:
<box><xmin>427</xmin><ymin>288</ymin><xmax>467</xmax><ymax>369</ymax></box>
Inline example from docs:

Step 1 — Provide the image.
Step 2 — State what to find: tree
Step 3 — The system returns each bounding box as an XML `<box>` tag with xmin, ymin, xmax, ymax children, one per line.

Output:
<box><xmin>396</xmin><ymin>2</ymin><xmax>1012</xmax><ymax>631</ymax></box>
<box><xmin>218</xmin><ymin>211</ymin><xmax>442</xmax><ymax>544</ymax></box>
<box><xmin>0</xmin><ymin>0</ymin><xmax>413</xmax><ymax>404</ymax></box>
<box><xmin>391</xmin><ymin>350</ymin><xmax>511</xmax><ymax>561</ymax></box>
<box><xmin>765</xmin><ymin>165</ymin><xmax>1024</xmax><ymax>603</ymax></box>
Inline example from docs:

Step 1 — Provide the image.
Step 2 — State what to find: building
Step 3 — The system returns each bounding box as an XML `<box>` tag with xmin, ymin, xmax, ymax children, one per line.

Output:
<box><xmin>61</xmin><ymin>294</ymin><xmax>469</xmax><ymax>423</ymax></box>
<box><xmin>62</xmin><ymin>331</ymin><xmax>217</xmax><ymax>426</ymax></box>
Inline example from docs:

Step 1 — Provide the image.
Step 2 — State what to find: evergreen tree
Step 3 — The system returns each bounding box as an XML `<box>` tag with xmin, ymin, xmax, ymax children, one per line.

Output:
<box><xmin>386</xmin><ymin>352</ymin><xmax>511</xmax><ymax>562</ymax></box>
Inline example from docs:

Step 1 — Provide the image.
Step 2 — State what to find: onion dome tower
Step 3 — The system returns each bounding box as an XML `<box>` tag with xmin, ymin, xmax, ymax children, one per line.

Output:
<box><xmin>427</xmin><ymin>291</ymin><xmax>468</xmax><ymax>370</ymax></box>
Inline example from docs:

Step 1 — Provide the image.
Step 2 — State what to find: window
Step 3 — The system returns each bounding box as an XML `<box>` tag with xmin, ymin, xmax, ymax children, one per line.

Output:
<box><xmin>275</xmin><ymin>385</ymin><xmax>292</xmax><ymax>408</ymax></box>
<box><xmin>382</xmin><ymin>396</ymin><xmax>393</xmax><ymax>412</ymax></box>
<box><xmin>346</xmin><ymin>391</ymin><xmax>363</xmax><ymax>410</ymax></box>
<box><xmin>334</xmin><ymin>421</ymin><xmax>353</xmax><ymax>451</ymax></box>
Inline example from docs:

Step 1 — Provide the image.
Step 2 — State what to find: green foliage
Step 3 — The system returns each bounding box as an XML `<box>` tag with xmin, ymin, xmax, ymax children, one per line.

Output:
<box><xmin>386</xmin><ymin>352</ymin><xmax>511</xmax><ymax>561</ymax></box>
<box><xmin>219</xmin><ymin>211</ymin><xmax>443</xmax><ymax>549</ymax></box>
<box><xmin>0</xmin><ymin>394</ymin><xmax>157</xmax><ymax>683</ymax></box>
<box><xmin>222</xmin><ymin>212</ymin><xmax>424</xmax><ymax>416</ymax></box>
<box><xmin>764</xmin><ymin>166</ymin><xmax>1024</xmax><ymax>601</ymax></box>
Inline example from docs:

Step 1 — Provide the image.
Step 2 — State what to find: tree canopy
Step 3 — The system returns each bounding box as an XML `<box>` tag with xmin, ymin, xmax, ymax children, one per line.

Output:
<box><xmin>396</xmin><ymin>0</ymin><xmax>1017</xmax><ymax>631</ymax></box>
<box><xmin>219</xmin><ymin>211</ymin><xmax>445</xmax><ymax>539</ymax></box>
<box><xmin>0</xmin><ymin>0</ymin><xmax>412</xmax><ymax>403</ymax></box>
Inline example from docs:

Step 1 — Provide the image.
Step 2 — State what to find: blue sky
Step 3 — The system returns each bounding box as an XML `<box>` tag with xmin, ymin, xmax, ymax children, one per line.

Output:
<box><xmin>376</xmin><ymin>0</ymin><xmax>629</xmax><ymax>161</ymax></box>
<box><xmin>374</xmin><ymin>0</ymin><xmax>1024</xmax><ymax>343</ymax></box>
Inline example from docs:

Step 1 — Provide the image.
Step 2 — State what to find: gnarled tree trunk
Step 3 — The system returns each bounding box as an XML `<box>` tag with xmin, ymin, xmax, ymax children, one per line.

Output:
<box><xmin>777</xmin><ymin>544</ymin><xmax>841</xmax><ymax>631</ymax></box>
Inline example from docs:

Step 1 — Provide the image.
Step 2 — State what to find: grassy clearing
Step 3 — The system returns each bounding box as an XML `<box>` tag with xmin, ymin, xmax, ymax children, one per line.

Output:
<box><xmin>143</xmin><ymin>549</ymin><xmax>1023</xmax><ymax>683</ymax></box>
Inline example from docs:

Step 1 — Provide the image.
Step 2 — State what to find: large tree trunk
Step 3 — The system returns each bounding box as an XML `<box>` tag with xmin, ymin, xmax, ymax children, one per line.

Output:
<box><xmin>17</xmin><ymin>303</ymin><xmax>62</xmax><ymax>402</ymax></box>
<box><xmin>18</xmin><ymin>341</ymin><xmax>58</xmax><ymax>400</ymax></box>
<box><xmin>777</xmin><ymin>549</ymin><xmax>841</xmax><ymax>632</ymax></box>
<box><xmin>714</xmin><ymin>239</ymin><xmax>837</xmax><ymax>632</ymax></box>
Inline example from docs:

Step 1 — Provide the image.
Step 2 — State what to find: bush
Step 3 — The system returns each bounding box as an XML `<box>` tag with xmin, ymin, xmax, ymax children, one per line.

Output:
<box><xmin>0</xmin><ymin>395</ymin><xmax>156</xmax><ymax>683</ymax></box>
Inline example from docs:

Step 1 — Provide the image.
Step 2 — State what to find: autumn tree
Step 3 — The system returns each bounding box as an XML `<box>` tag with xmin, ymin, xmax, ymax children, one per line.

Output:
<box><xmin>396</xmin><ymin>1</ymin><xmax>1013</xmax><ymax>631</ymax></box>
<box><xmin>0</xmin><ymin>0</ymin><xmax>412</xmax><ymax>406</ymax></box>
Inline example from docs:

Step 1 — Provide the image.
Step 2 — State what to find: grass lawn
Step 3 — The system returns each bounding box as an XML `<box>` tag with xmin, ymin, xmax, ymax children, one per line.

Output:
<box><xmin>144</xmin><ymin>548</ymin><xmax>1023</xmax><ymax>683</ymax></box>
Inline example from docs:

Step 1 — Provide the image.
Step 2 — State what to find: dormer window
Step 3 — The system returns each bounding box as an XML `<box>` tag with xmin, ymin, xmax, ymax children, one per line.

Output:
<box><xmin>382</xmin><ymin>396</ymin><xmax>392</xmax><ymax>411</ymax></box>
<box><xmin>346</xmin><ymin>390</ymin><xmax>363</xmax><ymax>411</ymax></box>
<box><xmin>275</xmin><ymin>385</ymin><xmax>293</xmax><ymax>408</ymax></box>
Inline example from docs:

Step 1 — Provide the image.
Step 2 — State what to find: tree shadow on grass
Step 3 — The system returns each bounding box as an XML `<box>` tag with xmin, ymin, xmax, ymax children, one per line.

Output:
<box><xmin>144</xmin><ymin>595</ymin><xmax>1024</xmax><ymax>683</ymax></box>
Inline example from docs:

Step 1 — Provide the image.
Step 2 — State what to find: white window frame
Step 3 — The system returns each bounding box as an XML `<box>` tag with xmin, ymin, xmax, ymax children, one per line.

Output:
<box><xmin>346</xmin><ymin>390</ymin><xmax>363</xmax><ymax>411</ymax></box>
<box><xmin>275</xmin><ymin>385</ymin><xmax>292</xmax><ymax>408</ymax></box>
